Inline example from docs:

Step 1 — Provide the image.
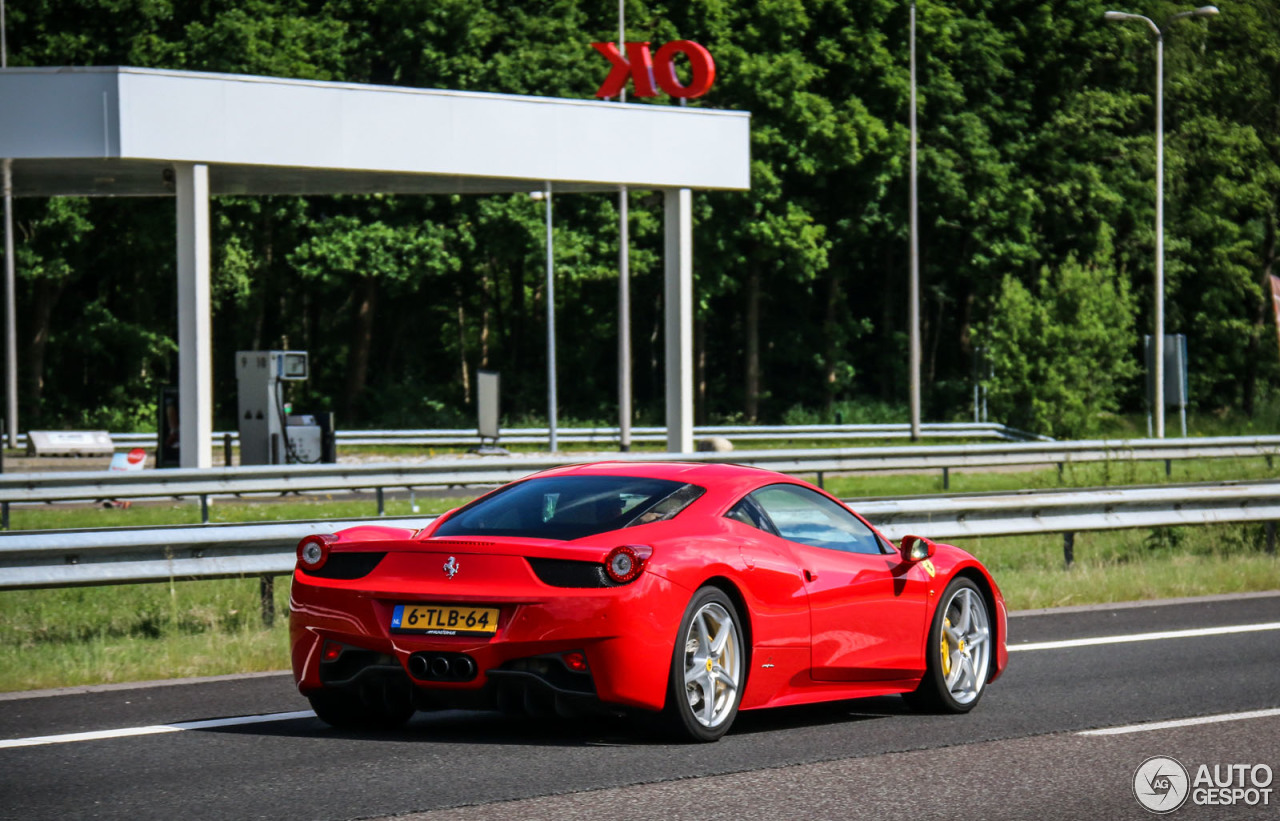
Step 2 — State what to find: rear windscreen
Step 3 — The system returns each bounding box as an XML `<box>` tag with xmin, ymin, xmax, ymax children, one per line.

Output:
<box><xmin>432</xmin><ymin>475</ymin><xmax>704</xmax><ymax>541</ymax></box>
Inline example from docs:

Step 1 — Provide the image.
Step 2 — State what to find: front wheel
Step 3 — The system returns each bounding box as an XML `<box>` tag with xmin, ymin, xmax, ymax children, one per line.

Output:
<box><xmin>663</xmin><ymin>587</ymin><xmax>746</xmax><ymax>742</ymax></box>
<box><xmin>905</xmin><ymin>577</ymin><xmax>992</xmax><ymax>713</ymax></box>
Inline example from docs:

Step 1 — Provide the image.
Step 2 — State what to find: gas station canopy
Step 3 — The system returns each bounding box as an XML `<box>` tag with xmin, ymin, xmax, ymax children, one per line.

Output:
<box><xmin>0</xmin><ymin>66</ymin><xmax>749</xmax><ymax>196</ymax></box>
<box><xmin>0</xmin><ymin>67</ymin><xmax>751</xmax><ymax>465</ymax></box>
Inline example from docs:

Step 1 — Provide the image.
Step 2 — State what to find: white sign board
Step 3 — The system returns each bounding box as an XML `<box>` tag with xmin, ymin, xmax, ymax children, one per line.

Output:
<box><xmin>477</xmin><ymin>370</ymin><xmax>500</xmax><ymax>440</ymax></box>
<box><xmin>27</xmin><ymin>430</ymin><xmax>114</xmax><ymax>457</ymax></box>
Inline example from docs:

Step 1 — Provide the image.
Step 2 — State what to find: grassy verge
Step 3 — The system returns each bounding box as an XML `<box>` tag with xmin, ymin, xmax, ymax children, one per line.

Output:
<box><xmin>957</xmin><ymin>524</ymin><xmax>1280</xmax><ymax>610</ymax></box>
<box><xmin>7</xmin><ymin>495</ymin><xmax>472</xmax><ymax>532</ymax></box>
<box><xmin>0</xmin><ymin>577</ymin><xmax>292</xmax><ymax>692</ymax></box>
<box><xmin>1</xmin><ymin>522</ymin><xmax>1275</xmax><ymax>692</ymax></box>
<box><xmin>823</xmin><ymin>454</ymin><xmax>1280</xmax><ymax>498</ymax></box>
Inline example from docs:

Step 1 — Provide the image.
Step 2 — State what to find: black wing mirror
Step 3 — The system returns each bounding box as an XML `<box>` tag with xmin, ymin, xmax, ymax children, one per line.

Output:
<box><xmin>898</xmin><ymin>534</ymin><xmax>937</xmax><ymax>562</ymax></box>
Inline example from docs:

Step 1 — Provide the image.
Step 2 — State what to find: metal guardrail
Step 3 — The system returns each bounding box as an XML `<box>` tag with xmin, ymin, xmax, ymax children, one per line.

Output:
<box><xmin>0</xmin><ymin>516</ymin><xmax>435</xmax><ymax>589</ymax></box>
<box><xmin>20</xmin><ymin>421</ymin><xmax>1048</xmax><ymax>450</ymax></box>
<box><xmin>2</xmin><ymin>437</ymin><xmax>1278</xmax><ymax>512</ymax></box>
<box><xmin>1</xmin><ymin>480</ymin><xmax>1276</xmax><ymax>591</ymax></box>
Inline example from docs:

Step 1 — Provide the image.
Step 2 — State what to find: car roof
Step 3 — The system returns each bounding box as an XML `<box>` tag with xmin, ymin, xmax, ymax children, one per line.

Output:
<box><xmin>528</xmin><ymin>460</ymin><xmax>797</xmax><ymax>500</ymax></box>
<box><xmin>532</xmin><ymin>460</ymin><xmax>769</xmax><ymax>481</ymax></box>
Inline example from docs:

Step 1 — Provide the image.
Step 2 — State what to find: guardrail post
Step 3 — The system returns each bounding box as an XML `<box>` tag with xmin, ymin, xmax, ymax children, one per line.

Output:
<box><xmin>200</xmin><ymin>494</ymin><xmax>210</xmax><ymax>524</ymax></box>
<box><xmin>376</xmin><ymin>487</ymin><xmax>385</xmax><ymax>516</ymax></box>
<box><xmin>223</xmin><ymin>433</ymin><xmax>233</xmax><ymax>467</ymax></box>
<box><xmin>1165</xmin><ymin>459</ymin><xmax>1172</xmax><ymax>477</ymax></box>
<box><xmin>815</xmin><ymin>472</ymin><xmax>824</xmax><ymax>490</ymax></box>
<box><xmin>1</xmin><ymin>502</ymin><xmax>8</xmax><ymax>531</ymax></box>
<box><xmin>943</xmin><ymin>467</ymin><xmax>950</xmax><ymax>490</ymax></box>
<box><xmin>1063</xmin><ymin>532</ymin><xmax>1075</xmax><ymax>568</ymax></box>
<box><xmin>260</xmin><ymin>575</ymin><xmax>275</xmax><ymax>627</ymax></box>
<box><xmin>1267</xmin><ymin>522</ymin><xmax>1276</xmax><ymax>556</ymax></box>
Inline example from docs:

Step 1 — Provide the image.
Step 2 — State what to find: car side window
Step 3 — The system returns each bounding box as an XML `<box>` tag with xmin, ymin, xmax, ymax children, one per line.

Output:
<box><xmin>749</xmin><ymin>484</ymin><xmax>885</xmax><ymax>556</ymax></box>
<box><xmin>725</xmin><ymin>497</ymin><xmax>775</xmax><ymax>534</ymax></box>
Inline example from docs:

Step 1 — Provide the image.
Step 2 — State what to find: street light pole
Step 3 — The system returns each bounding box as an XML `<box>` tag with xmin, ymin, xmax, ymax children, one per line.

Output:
<box><xmin>544</xmin><ymin>183</ymin><xmax>557</xmax><ymax>452</ymax></box>
<box><xmin>1105</xmin><ymin>5</ymin><xmax>1217</xmax><ymax>440</ymax></box>
<box><xmin>908</xmin><ymin>0</ymin><xmax>922</xmax><ymax>440</ymax></box>
<box><xmin>617</xmin><ymin>0</ymin><xmax>632</xmax><ymax>452</ymax></box>
<box><xmin>1</xmin><ymin>0</ymin><xmax>17</xmax><ymax>451</ymax></box>
<box><xmin>532</xmin><ymin>185</ymin><xmax>557</xmax><ymax>452</ymax></box>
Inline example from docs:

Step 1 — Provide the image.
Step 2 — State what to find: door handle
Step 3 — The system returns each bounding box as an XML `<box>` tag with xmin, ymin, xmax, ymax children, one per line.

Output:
<box><xmin>804</xmin><ymin>569</ymin><xmax>818</xmax><ymax>582</ymax></box>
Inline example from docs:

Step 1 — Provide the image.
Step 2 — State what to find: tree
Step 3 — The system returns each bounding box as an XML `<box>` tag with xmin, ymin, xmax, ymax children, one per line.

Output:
<box><xmin>978</xmin><ymin>243</ymin><xmax>1139</xmax><ymax>438</ymax></box>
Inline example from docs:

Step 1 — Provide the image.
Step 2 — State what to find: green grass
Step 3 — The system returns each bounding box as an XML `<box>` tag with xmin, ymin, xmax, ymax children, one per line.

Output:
<box><xmin>957</xmin><ymin>524</ymin><xmax>1280</xmax><ymax>611</ymax></box>
<box><xmin>823</xmin><ymin>454</ymin><xmax>1280</xmax><ymax>499</ymax></box>
<box><xmin>0</xmin><ymin>577</ymin><xmax>293</xmax><ymax>692</ymax></box>
<box><xmin>7</xmin><ymin>495</ymin><xmax>474</xmax><ymax>532</ymax></box>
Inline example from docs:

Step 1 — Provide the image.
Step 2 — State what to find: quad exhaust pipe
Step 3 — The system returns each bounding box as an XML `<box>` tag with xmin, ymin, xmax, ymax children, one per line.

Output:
<box><xmin>408</xmin><ymin>652</ymin><xmax>477</xmax><ymax>682</ymax></box>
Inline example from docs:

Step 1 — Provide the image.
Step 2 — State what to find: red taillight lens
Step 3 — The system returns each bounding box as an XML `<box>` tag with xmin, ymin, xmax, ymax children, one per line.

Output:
<box><xmin>604</xmin><ymin>545</ymin><xmax>650</xmax><ymax>583</ymax></box>
<box><xmin>321</xmin><ymin>641</ymin><xmax>343</xmax><ymax>662</ymax></box>
<box><xmin>297</xmin><ymin>534</ymin><xmax>334</xmax><ymax>571</ymax></box>
<box><xmin>562</xmin><ymin>651</ymin><xmax>589</xmax><ymax>673</ymax></box>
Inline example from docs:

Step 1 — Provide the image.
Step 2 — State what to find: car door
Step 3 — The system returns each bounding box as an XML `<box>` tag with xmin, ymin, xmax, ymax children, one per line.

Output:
<box><xmin>748</xmin><ymin>483</ymin><xmax>931</xmax><ymax>683</ymax></box>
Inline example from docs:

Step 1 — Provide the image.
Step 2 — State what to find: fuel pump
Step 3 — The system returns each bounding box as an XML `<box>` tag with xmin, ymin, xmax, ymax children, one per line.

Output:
<box><xmin>235</xmin><ymin>350</ymin><xmax>336</xmax><ymax>465</ymax></box>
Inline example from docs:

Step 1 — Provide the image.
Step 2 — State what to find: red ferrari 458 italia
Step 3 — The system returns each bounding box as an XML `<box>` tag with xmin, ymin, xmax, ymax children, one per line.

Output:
<box><xmin>290</xmin><ymin>461</ymin><xmax>1007</xmax><ymax>741</ymax></box>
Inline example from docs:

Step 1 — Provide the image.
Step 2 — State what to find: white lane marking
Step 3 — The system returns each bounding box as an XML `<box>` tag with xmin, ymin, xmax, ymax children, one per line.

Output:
<box><xmin>0</xmin><ymin>710</ymin><xmax>315</xmax><ymax>750</ymax></box>
<box><xmin>1009</xmin><ymin>622</ymin><xmax>1280</xmax><ymax>653</ymax></box>
<box><xmin>5</xmin><ymin>622</ymin><xmax>1277</xmax><ymax>749</ymax></box>
<box><xmin>1079</xmin><ymin>708</ymin><xmax>1280</xmax><ymax>736</ymax></box>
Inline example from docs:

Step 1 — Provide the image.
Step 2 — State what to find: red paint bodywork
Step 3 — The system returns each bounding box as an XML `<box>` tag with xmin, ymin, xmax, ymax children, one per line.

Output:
<box><xmin>289</xmin><ymin>462</ymin><xmax>1008</xmax><ymax>714</ymax></box>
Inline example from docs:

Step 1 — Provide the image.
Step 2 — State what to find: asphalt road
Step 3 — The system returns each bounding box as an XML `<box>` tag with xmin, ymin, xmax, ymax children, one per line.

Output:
<box><xmin>0</xmin><ymin>593</ymin><xmax>1276</xmax><ymax>821</ymax></box>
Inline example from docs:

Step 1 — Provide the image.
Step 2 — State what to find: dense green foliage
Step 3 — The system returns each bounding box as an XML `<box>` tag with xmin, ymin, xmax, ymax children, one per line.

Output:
<box><xmin>4</xmin><ymin>0</ymin><xmax>1278</xmax><ymax>435</ymax></box>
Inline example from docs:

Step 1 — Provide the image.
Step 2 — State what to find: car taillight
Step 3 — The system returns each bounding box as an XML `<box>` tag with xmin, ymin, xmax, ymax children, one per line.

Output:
<box><xmin>604</xmin><ymin>545</ymin><xmax>651</xmax><ymax>584</ymax></box>
<box><xmin>297</xmin><ymin>534</ymin><xmax>335</xmax><ymax>571</ymax></box>
<box><xmin>562</xmin><ymin>651</ymin><xmax>589</xmax><ymax>673</ymax></box>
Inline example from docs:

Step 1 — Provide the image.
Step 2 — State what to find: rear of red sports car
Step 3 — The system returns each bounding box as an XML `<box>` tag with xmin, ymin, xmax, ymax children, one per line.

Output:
<box><xmin>290</xmin><ymin>461</ymin><xmax>1008</xmax><ymax>739</ymax></box>
<box><xmin>289</xmin><ymin>469</ymin><xmax>711</xmax><ymax>727</ymax></box>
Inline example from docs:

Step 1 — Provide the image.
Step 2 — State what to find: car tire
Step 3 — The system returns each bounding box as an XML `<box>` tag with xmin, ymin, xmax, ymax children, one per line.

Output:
<box><xmin>308</xmin><ymin>682</ymin><xmax>415</xmax><ymax>730</ymax></box>
<box><xmin>905</xmin><ymin>577</ymin><xmax>992</xmax><ymax>713</ymax></box>
<box><xmin>662</xmin><ymin>587</ymin><xmax>746</xmax><ymax>742</ymax></box>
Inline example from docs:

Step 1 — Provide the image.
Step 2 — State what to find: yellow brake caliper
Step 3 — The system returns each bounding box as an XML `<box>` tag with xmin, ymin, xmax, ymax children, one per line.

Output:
<box><xmin>941</xmin><ymin>617</ymin><xmax>952</xmax><ymax>677</ymax></box>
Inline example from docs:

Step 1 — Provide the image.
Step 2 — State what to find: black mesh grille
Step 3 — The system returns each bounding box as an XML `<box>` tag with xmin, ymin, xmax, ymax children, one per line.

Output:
<box><xmin>527</xmin><ymin>558</ymin><xmax>620</xmax><ymax>588</ymax></box>
<box><xmin>309</xmin><ymin>552</ymin><xmax>386</xmax><ymax>580</ymax></box>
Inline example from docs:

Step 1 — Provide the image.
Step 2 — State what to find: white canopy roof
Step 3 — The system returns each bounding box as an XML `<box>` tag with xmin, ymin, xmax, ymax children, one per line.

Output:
<box><xmin>0</xmin><ymin>66</ymin><xmax>750</xmax><ymax>197</ymax></box>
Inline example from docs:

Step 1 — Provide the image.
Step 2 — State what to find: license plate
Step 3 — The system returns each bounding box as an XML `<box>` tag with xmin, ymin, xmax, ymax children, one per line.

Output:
<box><xmin>391</xmin><ymin>604</ymin><xmax>500</xmax><ymax>636</ymax></box>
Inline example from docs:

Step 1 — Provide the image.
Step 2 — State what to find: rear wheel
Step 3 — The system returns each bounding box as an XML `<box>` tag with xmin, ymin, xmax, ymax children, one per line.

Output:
<box><xmin>308</xmin><ymin>681</ymin><xmax>415</xmax><ymax>730</ymax></box>
<box><xmin>663</xmin><ymin>587</ymin><xmax>745</xmax><ymax>742</ymax></box>
<box><xmin>905</xmin><ymin>577</ymin><xmax>992</xmax><ymax>713</ymax></box>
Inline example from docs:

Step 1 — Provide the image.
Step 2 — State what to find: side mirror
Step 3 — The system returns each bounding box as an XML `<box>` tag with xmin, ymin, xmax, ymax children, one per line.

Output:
<box><xmin>899</xmin><ymin>534</ymin><xmax>937</xmax><ymax>562</ymax></box>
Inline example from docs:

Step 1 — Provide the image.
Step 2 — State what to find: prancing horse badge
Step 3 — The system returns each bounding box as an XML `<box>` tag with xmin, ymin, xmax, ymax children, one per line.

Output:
<box><xmin>443</xmin><ymin>556</ymin><xmax>460</xmax><ymax>579</ymax></box>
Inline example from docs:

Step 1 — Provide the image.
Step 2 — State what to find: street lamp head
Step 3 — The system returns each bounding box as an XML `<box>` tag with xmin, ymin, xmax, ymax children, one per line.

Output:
<box><xmin>1172</xmin><ymin>5</ymin><xmax>1219</xmax><ymax>20</ymax></box>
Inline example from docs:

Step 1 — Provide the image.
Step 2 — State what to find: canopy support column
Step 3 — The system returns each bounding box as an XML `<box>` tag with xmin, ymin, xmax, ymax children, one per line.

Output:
<box><xmin>175</xmin><ymin>162</ymin><xmax>212</xmax><ymax>469</ymax></box>
<box><xmin>664</xmin><ymin>188</ymin><xmax>694</xmax><ymax>454</ymax></box>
